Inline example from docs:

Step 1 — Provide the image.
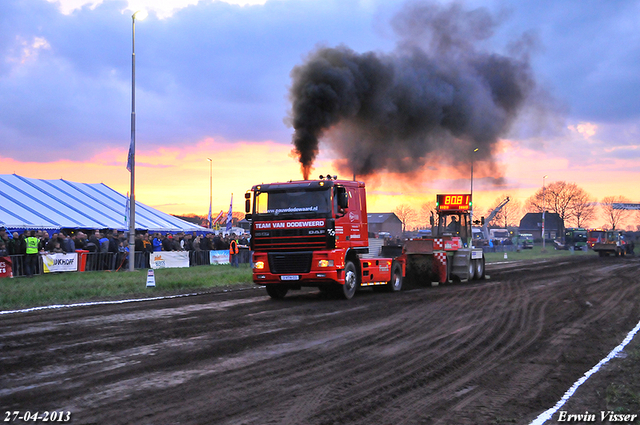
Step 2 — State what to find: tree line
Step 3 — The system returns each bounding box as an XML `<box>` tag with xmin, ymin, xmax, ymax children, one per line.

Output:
<box><xmin>394</xmin><ymin>181</ymin><xmax>640</xmax><ymax>232</ymax></box>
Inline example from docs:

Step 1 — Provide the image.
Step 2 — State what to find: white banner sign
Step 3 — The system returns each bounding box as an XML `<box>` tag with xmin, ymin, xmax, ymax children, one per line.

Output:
<box><xmin>150</xmin><ymin>251</ymin><xmax>190</xmax><ymax>269</ymax></box>
<box><xmin>42</xmin><ymin>253</ymin><xmax>78</xmax><ymax>273</ymax></box>
<box><xmin>210</xmin><ymin>250</ymin><xmax>230</xmax><ymax>265</ymax></box>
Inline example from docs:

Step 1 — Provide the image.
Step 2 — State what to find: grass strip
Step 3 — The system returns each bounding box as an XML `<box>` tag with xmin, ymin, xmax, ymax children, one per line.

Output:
<box><xmin>484</xmin><ymin>245</ymin><xmax>597</xmax><ymax>263</ymax></box>
<box><xmin>0</xmin><ymin>245</ymin><xmax>598</xmax><ymax>311</ymax></box>
<box><xmin>0</xmin><ymin>264</ymin><xmax>253</xmax><ymax>311</ymax></box>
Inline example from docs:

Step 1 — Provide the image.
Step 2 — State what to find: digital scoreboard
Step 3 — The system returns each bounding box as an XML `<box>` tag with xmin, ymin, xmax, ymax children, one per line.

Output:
<box><xmin>436</xmin><ymin>194</ymin><xmax>471</xmax><ymax>211</ymax></box>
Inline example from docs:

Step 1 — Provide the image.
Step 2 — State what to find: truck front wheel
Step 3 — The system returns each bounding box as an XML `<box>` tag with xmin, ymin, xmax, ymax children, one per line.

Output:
<box><xmin>266</xmin><ymin>285</ymin><xmax>288</xmax><ymax>299</ymax></box>
<box><xmin>341</xmin><ymin>261</ymin><xmax>359</xmax><ymax>300</ymax></box>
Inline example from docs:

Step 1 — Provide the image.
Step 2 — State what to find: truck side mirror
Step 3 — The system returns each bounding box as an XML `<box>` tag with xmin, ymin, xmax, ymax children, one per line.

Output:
<box><xmin>244</xmin><ymin>192</ymin><xmax>251</xmax><ymax>214</ymax></box>
<box><xmin>336</xmin><ymin>187</ymin><xmax>349</xmax><ymax>209</ymax></box>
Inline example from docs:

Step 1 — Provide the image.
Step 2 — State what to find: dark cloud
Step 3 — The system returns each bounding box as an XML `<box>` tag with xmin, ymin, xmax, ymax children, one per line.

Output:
<box><xmin>288</xmin><ymin>2</ymin><xmax>538</xmax><ymax>180</ymax></box>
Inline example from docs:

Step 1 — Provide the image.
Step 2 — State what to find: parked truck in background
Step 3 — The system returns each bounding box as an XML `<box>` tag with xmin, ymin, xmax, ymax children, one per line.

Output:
<box><xmin>592</xmin><ymin>230</ymin><xmax>634</xmax><ymax>257</ymax></box>
<box><xmin>244</xmin><ymin>177</ymin><xmax>486</xmax><ymax>300</ymax></box>
<box><xmin>554</xmin><ymin>228</ymin><xmax>588</xmax><ymax>251</ymax></box>
<box><xmin>587</xmin><ymin>228</ymin><xmax>606</xmax><ymax>249</ymax></box>
<box><xmin>489</xmin><ymin>228</ymin><xmax>511</xmax><ymax>244</ymax></box>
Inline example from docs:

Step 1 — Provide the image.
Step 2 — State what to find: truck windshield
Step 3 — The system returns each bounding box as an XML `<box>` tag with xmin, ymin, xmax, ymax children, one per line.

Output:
<box><xmin>255</xmin><ymin>188</ymin><xmax>331</xmax><ymax>217</ymax></box>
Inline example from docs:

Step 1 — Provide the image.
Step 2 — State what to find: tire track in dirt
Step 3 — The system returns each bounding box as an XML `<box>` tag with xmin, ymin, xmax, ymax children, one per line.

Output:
<box><xmin>2</xmin><ymin>257</ymin><xmax>640</xmax><ymax>425</ymax></box>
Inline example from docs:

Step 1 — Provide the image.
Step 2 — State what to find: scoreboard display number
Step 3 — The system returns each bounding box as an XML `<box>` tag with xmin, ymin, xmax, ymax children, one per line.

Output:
<box><xmin>437</xmin><ymin>194</ymin><xmax>471</xmax><ymax>211</ymax></box>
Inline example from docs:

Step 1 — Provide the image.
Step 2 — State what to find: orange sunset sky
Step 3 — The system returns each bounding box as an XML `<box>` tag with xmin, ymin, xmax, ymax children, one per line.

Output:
<box><xmin>3</xmin><ymin>121</ymin><xmax>639</xmax><ymax>228</ymax></box>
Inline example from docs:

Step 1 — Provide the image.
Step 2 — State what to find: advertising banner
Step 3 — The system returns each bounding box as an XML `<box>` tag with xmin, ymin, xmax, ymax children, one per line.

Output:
<box><xmin>42</xmin><ymin>253</ymin><xmax>78</xmax><ymax>273</ymax></box>
<box><xmin>150</xmin><ymin>251</ymin><xmax>189</xmax><ymax>269</ymax></box>
<box><xmin>210</xmin><ymin>250</ymin><xmax>230</xmax><ymax>265</ymax></box>
<box><xmin>0</xmin><ymin>256</ymin><xmax>12</xmax><ymax>278</ymax></box>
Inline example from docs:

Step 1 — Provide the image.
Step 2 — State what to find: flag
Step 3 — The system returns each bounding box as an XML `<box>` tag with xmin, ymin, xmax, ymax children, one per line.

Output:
<box><xmin>226</xmin><ymin>194</ymin><xmax>233</xmax><ymax>232</ymax></box>
<box><xmin>127</xmin><ymin>137</ymin><xmax>133</xmax><ymax>172</ymax></box>
<box><xmin>212</xmin><ymin>210</ymin><xmax>224</xmax><ymax>226</ymax></box>
<box><xmin>208</xmin><ymin>203</ymin><xmax>212</xmax><ymax>229</ymax></box>
<box><xmin>124</xmin><ymin>192</ymin><xmax>130</xmax><ymax>227</ymax></box>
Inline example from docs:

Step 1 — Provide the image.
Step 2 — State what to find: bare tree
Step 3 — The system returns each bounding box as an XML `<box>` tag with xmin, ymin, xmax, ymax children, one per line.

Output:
<box><xmin>419</xmin><ymin>201</ymin><xmax>437</xmax><ymax>228</ymax></box>
<box><xmin>394</xmin><ymin>204</ymin><xmax>417</xmax><ymax>233</ymax></box>
<box><xmin>524</xmin><ymin>181</ymin><xmax>595</xmax><ymax>226</ymax></box>
<box><xmin>600</xmin><ymin>196</ymin><xmax>632</xmax><ymax>230</ymax></box>
<box><xmin>570</xmin><ymin>191</ymin><xmax>597</xmax><ymax>228</ymax></box>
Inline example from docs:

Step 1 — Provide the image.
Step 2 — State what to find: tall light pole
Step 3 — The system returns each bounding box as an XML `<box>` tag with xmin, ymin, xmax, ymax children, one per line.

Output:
<box><xmin>129</xmin><ymin>9</ymin><xmax>147</xmax><ymax>272</ymax></box>
<box><xmin>470</xmin><ymin>147</ymin><xmax>479</xmax><ymax>224</ymax></box>
<box><xmin>541</xmin><ymin>175</ymin><xmax>548</xmax><ymax>252</ymax></box>
<box><xmin>208</xmin><ymin>158</ymin><xmax>213</xmax><ymax>229</ymax></box>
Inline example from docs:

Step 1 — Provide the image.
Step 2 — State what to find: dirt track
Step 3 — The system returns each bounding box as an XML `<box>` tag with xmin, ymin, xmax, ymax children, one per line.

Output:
<box><xmin>1</xmin><ymin>255</ymin><xmax>640</xmax><ymax>425</ymax></box>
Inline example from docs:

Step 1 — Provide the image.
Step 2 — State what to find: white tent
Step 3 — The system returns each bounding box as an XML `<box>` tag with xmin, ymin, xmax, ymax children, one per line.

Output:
<box><xmin>0</xmin><ymin>174</ymin><xmax>210</xmax><ymax>233</ymax></box>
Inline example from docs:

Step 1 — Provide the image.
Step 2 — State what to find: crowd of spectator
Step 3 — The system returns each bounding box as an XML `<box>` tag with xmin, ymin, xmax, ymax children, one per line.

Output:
<box><xmin>0</xmin><ymin>226</ymin><xmax>250</xmax><ymax>276</ymax></box>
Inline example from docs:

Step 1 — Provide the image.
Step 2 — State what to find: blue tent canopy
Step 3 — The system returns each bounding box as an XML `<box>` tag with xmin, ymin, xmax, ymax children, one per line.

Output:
<box><xmin>0</xmin><ymin>174</ymin><xmax>210</xmax><ymax>234</ymax></box>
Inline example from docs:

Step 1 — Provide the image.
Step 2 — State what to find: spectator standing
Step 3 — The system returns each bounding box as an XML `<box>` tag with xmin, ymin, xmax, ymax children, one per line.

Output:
<box><xmin>229</xmin><ymin>235</ymin><xmax>239</xmax><ymax>268</ymax></box>
<box><xmin>182</xmin><ymin>234</ymin><xmax>194</xmax><ymax>251</ymax></box>
<box><xmin>0</xmin><ymin>227</ymin><xmax>9</xmax><ymax>247</ymax></box>
<box><xmin>74</xmin><ymin>232</ymin><xmax>86</xmax><ymax>250</ymax></box>
<box><xmin>171</xmin><ymin>234</ymin><xmax>179</xmax><ymax>251</ymax></box>
<box><xmin>99</xmin><ymin>233</ymin><xmax>109</xmax><ymax>253</ymax></box>
<box><xmin>118</xmin><ymin>239</ymin><xmax>129</xmax><ymax>270</ymax></box>
<box><xmin>24</xmin><ymin>230</ymin><xmax>40</xmax><ymax>277</ymax></box>
<box><xmin>134</xmin><ymin>233</ymin><xmax>144</xmax><ymax>253</ymax></box>
<box><xmin>143</xmin><ymin>233</ymin><xmax>153</xmax><ymax>268</ymax></box>
<box><xmin>40</xmin><ymin>232</ymin><xmax>50</xmax><ymax>252</ymax></box>
<box><xmin>8</xmin><ymin>232</ymin><xmax>23</xmax><ymax>255</ymax></box>
<box><xmin>46</xmin><ymin>233</ymin><xmax>57</xmax><ymax>252</ymax></box>
<box><xmin>86</xmin><ymin>232</ymin><xmax>99</xmax><ymax>252</ymax></box>
<box><xmin>152</xmin><ymin>233</ymin><xmax>163</xmax><ymax>252</ymax></box>
<box><xmin>200</xmin><ymin>234</ymin><xmax>212</xmax><ymax>251</ymax></box>
<box><xmin>108</xmin><ymin>231</ymin><xmax>120</xmax><ymax>270</ymax></box>
<box><xmin>62</xmin><ymin>232</ymin><xmax>76</xmax><ymax>253</ymax></box>
<box><xmin>108</xmin><ymin>231</ymin><xmax>119</xmax><ymax>254</ymax></box>
<box><xmin>213</xmin><ymin>233</ymin><xmax>222</xmax><ymax>250</ymax></box>
<box><xmin>162</xmin><ymin>234</ymin><xmax>173</xmax><ymax>251</ymax></box>
<box><xmin>0</xmin><ymin>241</ymin><xmax>8</xmax><ymax>257</ymax></box>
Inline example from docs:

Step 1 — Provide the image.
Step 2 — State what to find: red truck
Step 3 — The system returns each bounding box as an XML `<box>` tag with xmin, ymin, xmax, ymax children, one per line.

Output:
<box><xmin>244</xmin><ymin>177</ymin><xmax>486</xmax><ymax>300</ymax></box>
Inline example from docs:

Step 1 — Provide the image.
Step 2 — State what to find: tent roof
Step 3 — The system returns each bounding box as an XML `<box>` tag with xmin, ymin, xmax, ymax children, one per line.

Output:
<box><xmin>0</xmin><ymin>174</ymin><xmax>210</xmax><ymax>233</ymax></box>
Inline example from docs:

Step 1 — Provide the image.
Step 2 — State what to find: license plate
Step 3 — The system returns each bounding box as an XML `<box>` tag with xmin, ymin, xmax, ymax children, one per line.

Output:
<box><xmin>280</xmin><ymin>275</ymin><xmax>300</xmax><ymax>281</ymax></box>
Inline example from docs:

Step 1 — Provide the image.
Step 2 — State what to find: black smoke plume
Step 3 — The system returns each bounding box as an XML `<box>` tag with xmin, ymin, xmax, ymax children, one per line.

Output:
<box><xmin>289</xmin><ymin>2</ymin><xmax>538</xmax><ymax>180</ymax></box>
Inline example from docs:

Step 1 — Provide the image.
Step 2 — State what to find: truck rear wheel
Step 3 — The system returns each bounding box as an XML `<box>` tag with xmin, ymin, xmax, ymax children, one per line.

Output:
<box><xmin>386</xmin><ymin>263</ymin><xmax>403</xmax><ymax>292</ymax></box>
<box><xmin>474</xmin><ymin>258</ymin><xmax>485</xmax><ymax>280</ymax></box>
<box><xmin>468</xmin><ymin>258</ymin><xmax>475</xmax><ymax>281</ymax></box>
<box><xmin>265</xmin><ymin>285</ymin><xmax>288</xmax><ymax>299</ymax></box>
<box><xmin>341</xmin><ymin>260</ymin><xmax>359</xmax><ymax>300</ymax></box>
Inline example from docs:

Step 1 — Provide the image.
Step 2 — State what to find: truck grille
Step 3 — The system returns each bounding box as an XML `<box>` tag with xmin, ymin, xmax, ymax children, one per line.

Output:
<box><xmin>252</xmin><ymin>228</ymin><xmax>331</xmax><ymax>251</ymax></box>
<box><xmin>268</xmin><ymin>252</ymin><xmax>313</xmax><ymax>274</ymax></box>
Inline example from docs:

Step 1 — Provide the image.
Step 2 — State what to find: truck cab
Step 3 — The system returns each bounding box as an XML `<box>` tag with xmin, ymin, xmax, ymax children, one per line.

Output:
<box><xmin>245</xmin><ymin>177</ymin><xmax>402</xmax><ymax>299</ymax></box>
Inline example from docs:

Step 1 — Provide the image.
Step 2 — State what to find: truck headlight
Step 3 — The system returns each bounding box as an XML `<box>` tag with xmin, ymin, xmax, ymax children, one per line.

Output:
<box><xmin>318</xmin><ymin>259</ymin><xmax>334</xmax><ymax>268</ymax></box>
<box><xmin>254</xmin><ymin>261</ymin><xmax>265</xmax><ymax>270</ymax></box>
